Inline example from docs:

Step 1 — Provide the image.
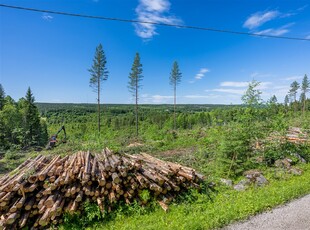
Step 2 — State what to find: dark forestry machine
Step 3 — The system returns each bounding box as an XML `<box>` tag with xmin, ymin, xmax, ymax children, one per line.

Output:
<box><xmin>46</xmin><ymin>125</ymin><xmax>67</xmax><ymax>149</ymax></box>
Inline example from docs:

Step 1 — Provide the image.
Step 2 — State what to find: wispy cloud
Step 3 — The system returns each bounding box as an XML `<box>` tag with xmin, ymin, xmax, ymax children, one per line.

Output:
<box><xmin>243</xmin><ymin>10</ymin><xmax>279</xmax><ymax>29</ymax></box>
<box><xmin>257</xmin><ymin>82</ymin><xmax>272</xmax><ymax>90</ymax></box>
<box><xmin>282</xmin><ymin>75</ymin><xmax>303</xmax><ymax>81</ymax></box>
<box><xmin>207</xmin><ymin>88</ymin><xmax>246</xmax><ymax>95</ymax></box>
<box><xmin>250</xmin><ymin>72</ymin><xmax>274</xmax><ymax>79</ymax></box>
<box><xmin>306</xmin><ymin>34</ymin><xmax>310</xmax><ymax>39</ymax></box>
<box><xmin>195</xmin><ymin>68</ymin><xmax>209</xmax><ymax>80</ymax></box>
<box><xmin>220</xmin><ymin>81</ymin><xmax>248</xmax><ymax>87</ymax></box>
<box><xmin>42</xmin><ymin>13</ymin><xmax>53</xmax><ymax>21</ymax></box>
<box><xmin>220</xmin><ymin>81</ymin><xmax>271</xmax><ymax>89</ymax></box>
<box><xmin>184</xmin><ymin>94</ymin><xmax>220</xmax><ymax>99</ymax></box>
<box><xmin>141</xmin><ymin>94</ymin><xmax>173</xmax><ymax>103</ymax></box>
<box><xmin>243</xmin><ymin>7</ymin><xmax>305</xmax><ymax>37</ymax></box>
<box><xmin>189</xmin><ymin>68</ymin><xmax>209</xmax><ymax>83</ymax></box>
<box><xmin>209</xmin><ymin>81</ymin><xmax>272</xmax><ymax>96</ymax></box>
<box><xmin>256</xmin><ymin>23</ymin><xmax>294</xmax><ymax>36</ymax></box>
<box><xmin>297</xmin><ymin>5</ymin><xmax>308</xmax><ymax>11</ymax></box>
<box><xmin>134</xmin><ymin>0</ymin><xmax>181</xmax><ymax>39</ymax></box>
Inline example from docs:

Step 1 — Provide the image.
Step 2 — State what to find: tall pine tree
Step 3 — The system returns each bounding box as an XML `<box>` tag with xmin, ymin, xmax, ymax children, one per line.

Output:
<box><xmin>289</xmin><ymin>81</ymin><xmax>300</xmax><ymax>112</ymax></box>
<box><xmin>89</xmin><ymin>44</ymin><xmax>108</xmax><ymax>134</ymax></box>
<box><xmin>169</xmin><ymin>61</ymin><xmax>182</xmax><ymax>130</ymax></box>
<box><xmin>300</xmin><ymin>74</ymin><xmax>309</xmax><ymax>114</ymax></box>
<box><xmin>284</xmin><ymin>95</ymin><xmax>289</xmax><ymax>106</ymax></box>
<box><xmin>128</xmin><ymin>53</ymin><xmax>143</xmax><ymax>136</ymax></box>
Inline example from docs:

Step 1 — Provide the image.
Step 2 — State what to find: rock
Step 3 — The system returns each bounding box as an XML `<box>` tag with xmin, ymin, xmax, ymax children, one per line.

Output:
<box><xmin>220</xmin><ymin>178</ymin><xmax>233</xmax><ymax>187</ymax></box>
<box><xmin>291</xmin><ymin>153</ymin><xmax>307</xmax><ymax>163</ymax></box>
<box><xmin>275</xmin><ymin>158</ymin><xmax>292</xmax><ymax>169</ymax></box>
<box><xmin>288</xmin><ymin>167</ymin><xmax>303</xmax><ymax>175</ymax></box>
<box><xmin>255</xmin><ymin>175</ymin><xmax>268</xmax><ymax>187</ymax></box>
<box><xmin>234</xmin><ymin>179</ymin><xmax>250</xmax><ymax>191</ymax></box>
<box><xmin>244</xmin><ymin>170</ymin><xmax>261</xmax><ymax>182</ymax></box>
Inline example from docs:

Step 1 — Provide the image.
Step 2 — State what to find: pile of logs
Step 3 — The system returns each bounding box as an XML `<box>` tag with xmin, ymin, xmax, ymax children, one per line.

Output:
<box><xmin>0</xmin><ymin>148</ymin><xmax>204</xmax><ymax>229</ymax></box>
<box><xmin>286</xmin><ymin>127</ymin><xmax>309</xmax><ymax>144</ymax></box>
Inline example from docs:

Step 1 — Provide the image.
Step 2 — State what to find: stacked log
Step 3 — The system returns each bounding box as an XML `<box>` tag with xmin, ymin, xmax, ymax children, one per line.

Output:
<box><xmin>286</xmin><ymin>127</ymin><xmax>309</xmax><ymax>143</ymax></box>
<box><xmin>0</xmin><ymin>148</ymin><xmax>204</xmax><ymax>229</ymax></box>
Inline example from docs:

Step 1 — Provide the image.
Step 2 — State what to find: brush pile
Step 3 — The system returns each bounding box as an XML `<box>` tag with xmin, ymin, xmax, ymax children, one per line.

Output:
<box><xmin>0</xmin><ymin>148</ymin><xmax>204</xmax><ymax>229</ymax></box>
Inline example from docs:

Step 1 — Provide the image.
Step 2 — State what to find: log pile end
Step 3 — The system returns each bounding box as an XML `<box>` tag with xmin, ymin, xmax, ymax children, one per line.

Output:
<box><xmin>0</xmin><ymin>148</ymin><xmax>204</xmax><ymax>229</ymax></box>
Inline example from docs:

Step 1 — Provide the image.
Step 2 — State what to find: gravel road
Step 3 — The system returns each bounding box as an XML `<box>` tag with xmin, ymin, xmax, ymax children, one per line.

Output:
<box><xmin>223</xmin><ymin>194</ymin><xmax>310</xmax><ymax>230</ymax></box>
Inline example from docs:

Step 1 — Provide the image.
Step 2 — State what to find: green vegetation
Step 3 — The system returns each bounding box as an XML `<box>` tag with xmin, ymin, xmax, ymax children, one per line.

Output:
<box><xmin>97</xmin><ymin>164</ymin><xmax>310</xmax><ymax>230</ymax></box>
<box><xmin>0</xmin><ymin>78</ymin><xmax>310</xmax><ymax>229</ymax></box>
<box><xmin>0</xmin><ymin>86</ymin><xmax>48</xmax><ymax>151</ymax></box>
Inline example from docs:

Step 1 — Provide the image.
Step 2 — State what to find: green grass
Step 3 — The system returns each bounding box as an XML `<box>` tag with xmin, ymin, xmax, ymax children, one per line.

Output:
<box><xmin>89</xmin><ymin>164</ymin><xmax>310</xmax><ymax>230</ymax></box>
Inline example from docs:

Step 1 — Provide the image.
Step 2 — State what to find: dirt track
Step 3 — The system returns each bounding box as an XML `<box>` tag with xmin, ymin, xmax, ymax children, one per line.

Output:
<box><xmin>223</xmin><ymin>194</ymin><xmax>310</xmax><ymax>230</ymax></box>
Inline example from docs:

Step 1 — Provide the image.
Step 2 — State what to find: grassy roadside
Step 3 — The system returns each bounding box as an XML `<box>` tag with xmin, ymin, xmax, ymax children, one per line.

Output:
<box><xmin>90</xmin><ymin>163</ymin><xmax>310</xmax><ymax>230</ymax></box>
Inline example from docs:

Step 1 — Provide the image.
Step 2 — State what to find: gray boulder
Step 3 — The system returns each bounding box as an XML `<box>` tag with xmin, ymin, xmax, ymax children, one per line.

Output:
<box><xmin>255</xmin><ymin>175</ymin><xmax>268</xmax><ymax>187</ymax></box>
<box><xmin>220</xmin><ymin>178</ymin><xmax>233</xmax><ymax>187</ymax></box>
<box><xmin>233</xmin><ymin>179</ymin><xmax>250</xmax><ymax>191</ymax></box>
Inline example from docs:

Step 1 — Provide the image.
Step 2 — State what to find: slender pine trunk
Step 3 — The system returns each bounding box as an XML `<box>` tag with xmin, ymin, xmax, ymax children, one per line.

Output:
<box><xmin>174</xmin><ymin>84</ymin><xmax>176</xmax><ymax>130</ymax></box>
<box><xmin>294</xmin><ymin>95</ymin><xmax>297</xmax><ymax>113</ymax></box>
<box><xmin>135</xmin><ymin>77</ymin><xmax>138</xmax><ymax>136</ymax></box>
<box><xmin>98</xmin><ymin>77</ymin><xmax>101</xmax><ymax>134</ymax></box>
<box><xmin>303</xmin><ymin>97</ymin><xmax>306</xmax><ymax>115</ymax></box>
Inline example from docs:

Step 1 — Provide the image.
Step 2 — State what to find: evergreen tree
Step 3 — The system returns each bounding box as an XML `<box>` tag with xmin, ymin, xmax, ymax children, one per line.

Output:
<box><xmin>89</xmin><ymin>44</ymin><xmax>108</xmax><ymax>133</ymax></box>
<box><xmin>241</xmin><ymin>80</ymin><xmax>262</xmax><ymax>106</ymax></box>
<box><xmin>267</xmin><ymin>95</ymin><xmax>278</xmax><ymax>105</ymax></box>
<box><xmin>0</xmin><ymin>84</ymin><xmax>5</xmax><ymax>110</ymax></box>
<box><xmin>300</xmin><ymin>74</ymin><xmax>309</xmax><ymax>113</ymax></box>
<box><xmin>22</xmin><ymin>87</ymin><xmax>42</xmax><ymax>146</ymax></box>
<box><xmin>289</xmin><ymin>81</ymin><xmax>300</xmax><ymax>112</ymax></box>
<box><xmin>284</xmin><ymin>95</ymin><xmax>289</xmax><ymax>106</ymax></box>
<box><xmin>128</xmin><ymin>53</ymin><xmax>143</xmax><ymax>136</ymax></box>
<box><xmin>169</xmin><ymin>61</ymin><xmax>182</xmax><ymax>130</ymax></box>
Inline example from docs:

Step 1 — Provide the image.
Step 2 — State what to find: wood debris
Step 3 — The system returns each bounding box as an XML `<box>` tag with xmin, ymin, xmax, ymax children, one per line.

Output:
<box><xmin>0</xmin><ymin>148</ymin><xmax>204</xmax><ymax>229</ymax></box>
<box><xmin>286</xmin><ymin>127</ymin><xmax>309</xmax><ymax>144</ymax></box>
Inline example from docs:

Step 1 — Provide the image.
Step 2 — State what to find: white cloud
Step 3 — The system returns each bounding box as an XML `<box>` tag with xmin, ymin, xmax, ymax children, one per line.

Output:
<box><xmin>243</xmin><ymin>10</ymin><xmax>279</xmax><ymax>29</ymax></box>
<box><xmin>306</xmin><ymin>34</ymin><xmax>310</xmax><ymax>39</ymax></box>
<box><xmin>42</xmin><ymin>13</ymin><xmax>53</xmax><ymax>21</ymax></box>
<box><xmin>220</xmin><ymin>81</ymin><xmax>271</xmax><ymax>89</ymax></box>
<box><xmin>134</xmin><ymin>0</ymin><xmax>181</xmax><ymax>39</ymax></box>
<box><xmin>142</xmin><ymin>94</ymin><xmax>173</xmax><ymax>103</ymax></box>
<box><xmin>255</xmin><ymin>23</ymin><xmax>294</xmax><ymax>36</ymax></box>
<box><xmin>220</xmin><ymin>81</ymin><xmax>248</xmax><ymax>87</ymax></box>
<box><xmin>200</xmin><ymin>68</ymin><xmax>209</xmax><ymax>74</ymax></box>
<box><xmin>184</xmin><ymin>94</ymin><xmax>220</xmax><ymax>99</ymax></box>
<box><xmin>195</xmin><ymin>73</ymin><xmax>204</xmax><ymax>79</ymax></box>
<box><xmin>207</xmin><ymin>88</ymin><xmax>246</xmax><ymax>95</ymax></box>
<box><xmin>193</xmin><ymin>68</ymin><xmax>210</xmax><ymax>80</ymax></box>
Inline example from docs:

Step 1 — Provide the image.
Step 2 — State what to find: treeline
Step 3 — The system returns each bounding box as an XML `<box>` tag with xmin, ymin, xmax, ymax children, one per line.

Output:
<box><xmin>285</xmin><ymin>74</ymin><xmax>309</xmax><ymax>113</ymax></box>
<box><xmin>0</xmin><ymin>85</ymin><xmax>48</xmax><ymax>150</ymax></box>
<box><xmin>44</xmin><ymin>101</ymin><xmax>308</xmax><ymax>137</ymax></box>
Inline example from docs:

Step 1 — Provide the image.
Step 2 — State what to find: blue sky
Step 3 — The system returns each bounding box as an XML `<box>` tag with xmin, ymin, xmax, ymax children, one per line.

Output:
<box><xmin>0</xmin><ymin>0</ymin><xmax>309</xmax><ymax>104</ymax></box>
